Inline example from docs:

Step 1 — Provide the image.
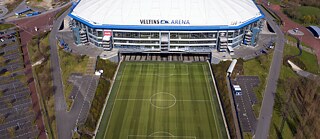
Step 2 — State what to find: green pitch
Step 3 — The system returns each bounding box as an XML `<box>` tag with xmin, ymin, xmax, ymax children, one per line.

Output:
<box><xmin>96</xmin><ymin>62</ymin><xmax>228</xmax><ymax>139</ymax></box>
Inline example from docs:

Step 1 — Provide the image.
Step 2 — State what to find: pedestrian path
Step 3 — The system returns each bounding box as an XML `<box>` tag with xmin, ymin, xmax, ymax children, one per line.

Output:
<box><xmin>86</xmin><ymin>57</ymin><xmax>97</xmax><ymax>75</ymax></box>
<box><xmin>0</xmin><ymin>5</ymin><xmax>8</xmax><ymax>17</ymax></box>
<box><xmin>288</xmin><ymin>60</ymin><xmax>320</xmax><ymax>80</ymax></box>
<box><xmin>268</xmin><ymin>4</ymin><xmax>320</xmax><ymax>64</ymax></box>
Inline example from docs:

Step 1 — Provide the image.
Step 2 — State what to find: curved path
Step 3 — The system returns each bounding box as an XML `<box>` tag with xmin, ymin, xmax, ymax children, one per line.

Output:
<box><xmin>0</xmin><ymin>0</ymin><xmax>27</xmax><ymax>20</ymax></box>
<box><xmin>0</xmin><ymin>5</ymin><xmax>8</xmax><ymax>17</ymax></box>
<box><xmin>49</xmin><ymin>8</ymin><xmax>72</xmax><ymax>139</ymax></box>
<box><xmin>288</xmin><ymin>60</ymin><xmax>320</xmax><ymax>80</ymax></box>
<box><xmin>268</xmin><ymin>4</ymin><xmax>320</xmax><ymax>64</ymax></box>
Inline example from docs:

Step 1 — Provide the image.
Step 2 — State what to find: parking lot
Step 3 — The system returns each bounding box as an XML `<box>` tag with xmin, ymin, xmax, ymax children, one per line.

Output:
<box><xmin>232</xmin><ymin>76</ymin><xmax>260</xmax><ymax>133</ymax></box>
<box><xmin>0</xmin><ymin>28</ymin><xmax>39</xmax><ymax>138</ymax></box>
<box><xmin>68</xmin><ymin>74</ymin><xmax>100</xmax><ymax>125</ymax></box>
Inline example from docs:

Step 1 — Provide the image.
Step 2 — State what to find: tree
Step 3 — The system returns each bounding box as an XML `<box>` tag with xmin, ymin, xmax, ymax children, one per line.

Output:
<box><xmin>0</xmin><ymin>115</ymin><xmax>5</xmax><ymax>124</ymax></box>
<box><xmin>0</xmin><ymin>56</ymin><xmax>5</xmax><ymax>65</ymax></box>
<box><xmin>310</xmin><ymin>15</ymin><xmax>317</xmax><ymax>24</ymax></box>
<box><xmin>302</xmin><ymin>15</ymin><xmax>312</xmax><ymax>24</ymax></box>
<box><xmin>2</xmin><ymin>71</ymin><xmax>11</xmax><ymax>77</ymax></box>
<box><xmin>7</xmin><ymin>127</ymin><xmax>15</xmax><ymax>138</ymax></box>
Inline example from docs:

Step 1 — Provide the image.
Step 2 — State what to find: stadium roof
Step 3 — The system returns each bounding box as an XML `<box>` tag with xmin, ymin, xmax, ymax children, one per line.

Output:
<box><xmin>69</xmin><ymin>0</ymin><xmax>264</xmax><ymax>30</ymax></box>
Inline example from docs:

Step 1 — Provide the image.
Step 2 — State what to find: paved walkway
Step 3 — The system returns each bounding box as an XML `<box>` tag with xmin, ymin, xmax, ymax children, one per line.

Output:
<box><xmin>267</xmin><ymin>4</ymin><xmax>320</xmax><ymax>64</ymax></box>
<box><xmin>254</xmin><ymin>5</ymin><xmax>285</xmax><ymax>139</ymax></box>
<box><xmin>0</xmin><ymin>0</ymin><xmax>26</xmax><ymax>20</ymax></box>
<box><xmin>0</xmin><ymin>5</ymin><xmax>8</xmax><ymax>17</ymax></box>
<box><xmin>288</xmin><ymin>60</ymin><xmax>320</xmax><ymax>80</ymax></box>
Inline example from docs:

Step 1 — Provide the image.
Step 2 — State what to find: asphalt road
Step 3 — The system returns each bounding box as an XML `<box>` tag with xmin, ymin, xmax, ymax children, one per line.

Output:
<box><xmin>50</xmin><ymin>5</ymin><xmax>99</xmax><ymax>139</ymax></box>
<box><xmin>254</xmin><ymin>5</ymin><xmax>285</xmax><ymax>139</ymax></box>
<box><xmin>0</xmin><ymin>0</ymin><xmax>27</xmax><ymax>20</ymax></box>
<box><xmin>49</xmin><ymin>8</ymin><xmax>73</xmax><ymax>139</ymax></box>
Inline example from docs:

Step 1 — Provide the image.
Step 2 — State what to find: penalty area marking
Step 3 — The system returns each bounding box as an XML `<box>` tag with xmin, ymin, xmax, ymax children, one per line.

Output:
<box><xmin>128</xmin><ymin>131</ymin><xmax>197</xmax><ymax>139</ymax></box>
<box><xmin>138</xmin><ymin>64</ymin><xmax>189</xmax><ymax>77</ymax></box>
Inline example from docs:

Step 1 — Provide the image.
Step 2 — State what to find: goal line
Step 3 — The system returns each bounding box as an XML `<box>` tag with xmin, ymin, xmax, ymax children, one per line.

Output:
<box><xmin>128</xmin><ymin>135</ymin><xmax>197</xmax><ymax>139</ymax></box>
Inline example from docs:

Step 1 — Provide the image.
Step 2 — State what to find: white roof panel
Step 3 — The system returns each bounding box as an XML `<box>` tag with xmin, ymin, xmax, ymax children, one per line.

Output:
<box><xmin>71</xmin><ymin>0</ymin><xmax>262</xmax><ymax>26</ymax></box>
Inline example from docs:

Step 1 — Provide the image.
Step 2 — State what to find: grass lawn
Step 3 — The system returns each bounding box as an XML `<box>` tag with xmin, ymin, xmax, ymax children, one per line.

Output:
<box><xmin>243</xmin><ymin>52</ymin><xmax>273</xmax><ymax>117</ymax></box>
<box><xmin>212</xmin><ymin>61</ymin><xmax>238</xmax><ymax>138</ymax></box>
<box><xmin>57</xmin><ymin>47</ymin><xmax>89</xmax><ymax>109</ymax></box>
<box><xmin>0</xmin><ymin>24</ymin><xmax>15</xmax><ymax>30</ymax></box>
<box><xmin>80</xmin><ymin>59</ymin><xmax>117</xmax><ymax>135</ymax></box>
<box><xmin>96</xmin><ymin>62</ymin><xmax>228</xmax><ymax>139</ymax></box>
<box><xmin>243</xmin><ymin>132</ymin><xmax>252</xmax><ymax>139</ymax></box>
<box><xmin>268</xmin><ymin>0</ymin><xmax>281</xmax><ymax>5</ymax></box>
<box><xmin>27</xmin><ymin>32</ymin><xmax>50</xmax><ymax>63</ymax></box>
<box><xmin>297</xmin><ymin>6</ymin><xmax>320</xmax><ymax>17</ymax></box>
<box><xmin>268</xmin><ymin>60</ymin><xmax>298</xmax><ymax>139</ymax></box>
<box><xmin>283</xmin><ymin>43</ymin><xmax>320</xmax><ymax>75</ymax></box>
<box><xmin>26</xmin><ymin>32</ymin><xmax>56</xmax><ymax>139</ymax></box>
<box><xmin>268</xmin><ymin>39</ymin><xmax>320</xmax><ymax>139</ymax></box>
<box><xmin>6</xmin><ymin>0</ymin><xmax>24</xmax><ymax>13</ymax></box>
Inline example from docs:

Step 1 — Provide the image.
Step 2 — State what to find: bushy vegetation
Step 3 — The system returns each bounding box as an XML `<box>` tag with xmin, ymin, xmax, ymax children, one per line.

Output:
<box><xmin>212</xmin><ymin>61</ymin><xmax>237</xmax><ymax>139</ymax></box>
<box><xmin>79</xmin><ymin>59</ymin><xmax>117</xmax><ymax>138</ymax></box>
<box><xmin>269</xmin><ymin>37</ymin><xmax>320</xmax><ymax>139</ymax></box>
<box><xmin>270</xmin><ymin>70</ymin><xmax>320</xmax><ymax>139</ymax></box>
<box><xmin>28</xmin><ymin>32</ymin><xmax>56</xmax><ymax>139</ymax></box>
<box><xmin>283</xmin><ymin>6</ymin><xmax>320</xmax><ymax>25</ymax></box>
<box><xmin>5</xmin><ymin>0</ymin><xmax>24</xmax><ymax>13</ymax></box>
<box><xmin>283</xmin><ymin>43</ymin><xmax>320</xmax><ymax>75</ymax></box>
<box><xmin>281</xmin><ymin>0</ymin><xmax>320</xmax><ymax>25</ymax></box>
<box><xmin>242</xmin><ymin>53</ymin><xmax>273</xmax><ymax>116</ymax></box>
<box><xmin>0</xmin><ymin>24</ymin><xmax>15</xmax><ymax>30</ymax></box>
<box><xmin>57</xmin><ymin>48</ymin><xmax>89</xmax><ymax>109</ymax></box>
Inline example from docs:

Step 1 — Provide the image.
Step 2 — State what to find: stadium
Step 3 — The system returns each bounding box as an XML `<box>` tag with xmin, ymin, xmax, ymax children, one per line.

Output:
<box><xmin>68</xmin><ymin>0</ymin><xmax>265</xmax><ymax>54</ymax></box>
<box><xmin>67</xmin><ymin>1</ymin><xmax>267</xmax><ymax>138</ymax></box>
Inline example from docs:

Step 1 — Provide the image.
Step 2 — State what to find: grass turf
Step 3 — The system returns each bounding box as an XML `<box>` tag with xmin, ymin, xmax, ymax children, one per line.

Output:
<box><xmin>96</xmin><ymin>62</ymin><xmax>228</xmax><ymax>139</ymax></box>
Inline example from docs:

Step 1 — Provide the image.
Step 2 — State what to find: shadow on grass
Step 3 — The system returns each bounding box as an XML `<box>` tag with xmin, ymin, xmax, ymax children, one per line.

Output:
<box><xmin>273</xmin><ymin>123</ymin><xmax>283</xmax><ymax>139</ymax></box>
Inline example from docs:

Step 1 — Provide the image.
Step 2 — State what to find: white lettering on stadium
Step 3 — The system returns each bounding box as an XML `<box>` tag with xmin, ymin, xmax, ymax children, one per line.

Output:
<box><xmin>140</xmin><ymin>19</ymin><xmax>190</xmax><ymax>25</ymax></box>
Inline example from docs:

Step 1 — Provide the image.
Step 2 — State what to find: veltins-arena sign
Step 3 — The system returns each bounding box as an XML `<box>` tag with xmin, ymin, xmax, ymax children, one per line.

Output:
<box><xmin>140</xmin><ymin>19</ymin><xmax>190</xmax><ymax>25</ymax></box>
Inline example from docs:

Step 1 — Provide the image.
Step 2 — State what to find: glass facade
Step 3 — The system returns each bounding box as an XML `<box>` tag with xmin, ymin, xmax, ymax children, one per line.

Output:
<box><xmin>71</xmin><ymin>19</ymin><xmax>263</xmax><ymax>52</ymax></box>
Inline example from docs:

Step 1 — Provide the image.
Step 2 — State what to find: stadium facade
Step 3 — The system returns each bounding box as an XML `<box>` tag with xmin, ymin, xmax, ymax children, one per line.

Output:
<box><xmin>69</xmin><ymin>0</ymin><xmax>265</xmax><ymax>53</ymax></box>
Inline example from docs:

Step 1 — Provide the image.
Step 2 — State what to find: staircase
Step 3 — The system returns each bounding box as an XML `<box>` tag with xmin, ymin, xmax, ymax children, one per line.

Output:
<box><xmin>85</xmin><ymin>57</ymin><xmax>97</xmax><ymax>75</ymax></box>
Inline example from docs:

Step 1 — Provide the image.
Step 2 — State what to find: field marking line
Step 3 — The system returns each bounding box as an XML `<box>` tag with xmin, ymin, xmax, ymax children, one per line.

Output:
<box><xmin>202</xmin><ymin>65</ymin><xmax>221</xmax><ymax>139</ymax></box>
<box><xmin>149</xmin><ymin>131</ymin><xmax>174</xmax><ymax>136</ymax></box>
<box><xmin>127</xmin><ymin>134</ymin><xmax>196</xmax><ymax>139</ymax></box>
<box><xmin>94</xmin><ymin>60</ymin><xmax>123</xmax><ymax>136</ymax></box>
<box><xmin>103</xmin><ymin>65</ymin><xmax>127</xmax><ymax>139</ymax></box>
<box><xmin>115</xmin><ymin>98</ymin><xmax>210</xmax><ymax>102</ymax></box>
<box><xmin>149</xmin><ymin>92</ymin><xmax>176</xmax><ymax>109</ymax></box>
<box><xmin>206</xmin><ymin>61</ymin><xmax>230</xmax><ymax>138</ymax></box>
<box><xmin>75</xmin><ymin>76</ymin><xmax>94</xmax><ymax>125</ymax></box>
<box><xmin>134</xmin><ymin>63</ymin><xmax>189</xmax><ymax>77</ymax></box>
<box><xmin>137</xmin><ymin>73</ymin><xmax>189</xmax><ymax>77</ymax></box>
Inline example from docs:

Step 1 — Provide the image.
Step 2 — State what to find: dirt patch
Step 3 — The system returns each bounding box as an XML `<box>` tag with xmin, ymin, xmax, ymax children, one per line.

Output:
<box><xmin>27</xmin><ymin>0</ymin><xmax>53</xmax><ymax>10</ymax></box>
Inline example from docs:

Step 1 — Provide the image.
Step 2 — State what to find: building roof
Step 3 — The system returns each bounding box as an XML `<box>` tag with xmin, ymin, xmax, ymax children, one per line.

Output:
<box><xmin>308</xmin><ymin>26</ymin><xmax>320</xmax><ymax>37</ymax></box>
<box><xmin>70</xmin><ymin>0</ymin><xmax>264</xmax><ymax>30</ymax></box>
<box><xmin>15</xmin><ymin>7</ymin><xmax>31</xmax><ymax>15</ymax></box>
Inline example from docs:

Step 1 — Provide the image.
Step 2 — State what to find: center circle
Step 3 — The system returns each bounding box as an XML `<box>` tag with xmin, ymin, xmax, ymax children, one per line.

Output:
<box><xmin>150</xmin><ymin>92</ymin><xmax>176</xmax><ymax>109</ymax></box>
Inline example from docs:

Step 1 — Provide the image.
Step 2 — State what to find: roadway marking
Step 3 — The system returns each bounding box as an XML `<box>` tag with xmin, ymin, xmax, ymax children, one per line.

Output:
<box><xmin>75</xmin><ymin>76</ymin><xmax>95</xmax><ymax>125</ymax></box>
